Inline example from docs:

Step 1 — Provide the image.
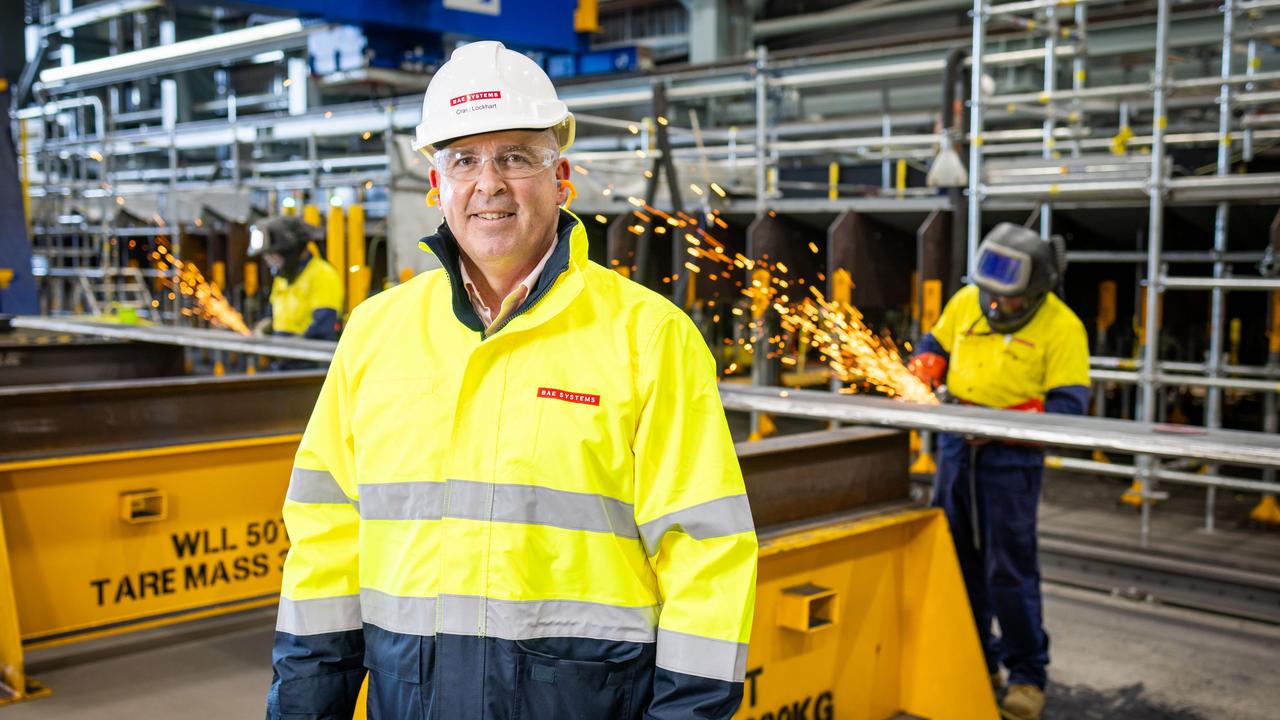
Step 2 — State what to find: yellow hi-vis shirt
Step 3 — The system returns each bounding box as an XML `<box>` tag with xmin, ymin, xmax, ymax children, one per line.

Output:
<box><xmin>269</xmin><ymin>255</ymin><xmax>344</xmax><ymax>335</ymax></box>
<box><xmin>929</xmin><ymin>284</ymin><xmax>1090</xmax><ymax>408</ymax></box>
<box><xmin>274</xmin><ymin>212</ymin><xmax>757</xmax><ymax>712</ymax></box>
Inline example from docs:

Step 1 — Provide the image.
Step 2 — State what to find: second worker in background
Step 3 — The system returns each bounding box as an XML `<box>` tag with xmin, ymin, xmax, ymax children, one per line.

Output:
<box><xmin>910</xmin><ymin>223</ymin><xmax>1090</xmax><ymax>720</ymax></box>
<box><xmin>248</xmin><ymin>215</ymin><xmax>344</xmax><ymax>342</ymax></box>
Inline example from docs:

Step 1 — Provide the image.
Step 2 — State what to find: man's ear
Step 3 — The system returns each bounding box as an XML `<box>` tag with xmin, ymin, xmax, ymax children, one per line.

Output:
<box><xmin>555</xmin><ymin>158</ymin><xmax>571</xmax><ymax>204</ymax></box>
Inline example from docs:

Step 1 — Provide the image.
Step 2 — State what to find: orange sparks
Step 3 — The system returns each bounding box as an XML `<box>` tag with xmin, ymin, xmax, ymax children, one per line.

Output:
<box><xmin>149</xmin><ymin>244</ymin><xmax>251</xmax><ymax>335</ymax></box>
<box><xmin>675</xmin><ymin>221</ymin><xmax>935</xmax><ymax>403</ymax></box>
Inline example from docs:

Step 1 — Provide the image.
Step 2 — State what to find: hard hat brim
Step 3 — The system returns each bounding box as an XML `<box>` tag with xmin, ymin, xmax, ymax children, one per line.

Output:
<box><xmin>414</xmin><ymin>115</ymin><xmax>575</xmax><ymax>155</ymax></box>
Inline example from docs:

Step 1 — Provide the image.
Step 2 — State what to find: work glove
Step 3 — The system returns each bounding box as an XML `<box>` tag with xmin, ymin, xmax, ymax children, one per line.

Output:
<box><xmin>908</xmin><ymin>352</ymin><xmax>947</xmax><ymax>390</ymax></box>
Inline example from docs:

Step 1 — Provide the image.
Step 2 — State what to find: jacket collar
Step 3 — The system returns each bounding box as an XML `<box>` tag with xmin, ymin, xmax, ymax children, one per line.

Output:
<box><xmin>420</xmin><ymin>209</ymin><xmax>586</xmax><ymax>336</ymax></box>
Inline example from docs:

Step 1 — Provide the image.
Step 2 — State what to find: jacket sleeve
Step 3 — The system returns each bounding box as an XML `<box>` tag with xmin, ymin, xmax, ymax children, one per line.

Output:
<box><xmin>303</xmin><ymin>308</ymin><xmax>340</xmax><ymax>341</ymax></box>
<box><xmin>633</xmin><ymin>311</ymin><xmax>758</xmax><ymax>720</ymax></box>
<box><xmin>267</xmin><ymin>337</ymin><xmax>366</xmax><ymax>719</ymax></box>
<box><xmin>1043</xmin><ymin>309</ymin><xmax>1091</xmax><ymax>416</ymax></box>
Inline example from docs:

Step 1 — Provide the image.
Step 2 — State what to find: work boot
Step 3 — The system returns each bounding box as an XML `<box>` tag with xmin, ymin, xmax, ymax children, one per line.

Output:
<box><xmin>1001</xmin><ymin>684</ymin><xmax>1045</xmax><ymax>720</ymax></box>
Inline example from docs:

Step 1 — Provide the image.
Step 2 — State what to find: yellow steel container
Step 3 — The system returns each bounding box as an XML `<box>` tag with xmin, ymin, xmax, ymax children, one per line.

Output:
<box><xmin>740</xmin><ymin>508</ymin><xmax>997</xmax><ymax>719</ymax></box>
<box><xmin>354</xmin><ymin>506</ymin><xmax>996</xmax><ymax>719</ymax></box>
<box><xmin>0</xmin><ymin>436</ymin><xmax>298</xmax><ymax>651</ymax></box>
<box><xmin>0</xmin><ymin>430</ymin><xmax>990</xmax><ymax>715</ymax></box>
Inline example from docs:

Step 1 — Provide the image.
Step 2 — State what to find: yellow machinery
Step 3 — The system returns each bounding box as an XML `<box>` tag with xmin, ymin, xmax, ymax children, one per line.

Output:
<box><xmin>1</xmin><ymin>367</ymin><xmax>994</xmax><ymax>717</ymax></box>
<box><xmin>351</xmin><ymin>429</ymin><xmax>997</xmax><ymax>719</ymax></box>
<box><xmin>0</xmin><ymin>437</ymin><xmax>299</xmax><ymax>704</ymax></box>
<box><xmin>0</xmin><ymin>370</ymin><xmax>324</xmax><ymax>705</ymax></box>
<box><xmin>352</xmin><ymin>506</ymin><xmax>994</xmax><ymax>719</ymax></box>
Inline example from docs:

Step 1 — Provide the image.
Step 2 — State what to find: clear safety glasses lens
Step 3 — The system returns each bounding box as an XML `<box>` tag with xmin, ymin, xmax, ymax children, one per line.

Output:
<box><xmin>433</xmin><ymin>145</ymin><xmax>559</xmax><ymax>181</ymax></box>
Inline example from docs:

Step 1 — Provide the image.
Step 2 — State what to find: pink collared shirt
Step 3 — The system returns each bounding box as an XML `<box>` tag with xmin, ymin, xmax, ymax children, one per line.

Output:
<box><xmin>459</xmin><ymin>237</ymin><xmax>558</xmax><ymax>332</ymax></box>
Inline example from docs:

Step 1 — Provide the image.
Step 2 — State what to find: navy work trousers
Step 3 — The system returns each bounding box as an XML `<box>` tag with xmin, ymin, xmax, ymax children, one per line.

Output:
<box><xmin>932</xmin><ymin>435</ymin><xmax>1050</xmax><ymax>689</ymax></box>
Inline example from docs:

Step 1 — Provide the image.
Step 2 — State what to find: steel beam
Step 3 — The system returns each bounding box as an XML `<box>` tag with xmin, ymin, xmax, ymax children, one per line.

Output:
<box><xmin>0</xmin><ymin>331</ymin><xmax>183</xmax><ymax>386</ymax></box>
<box><xmin>17</xmin><ymin>321</ymin><xmax>1280</xmax><ymax>468</ymax></box>
<box><xmin>7</xmin><ymin>317</ymin><xmax>336</xmax><ymax>361</ymax></box>
<box><xmin>1040</xmin><ymin>536</ymin><xmax>1280</xmax><ymax>624</ymax></box>
<box><xmin>739</xmin><ymin>428</ymin><xmax>909</xmax><ymax>529</ymax></box>
<box><xmin>37</xmin><ymin>19</ymin><xmax>321</xmax><ymax>93</ymax></box>
<box><xmin>0</xmin><ymin>373</ymin><xmax>325</xmax><ymax>461</ymax></box>
<box><xmin>719</xmin><ymin>385</ymin><xmax>1280</xmax><ymax>468</ymax></box>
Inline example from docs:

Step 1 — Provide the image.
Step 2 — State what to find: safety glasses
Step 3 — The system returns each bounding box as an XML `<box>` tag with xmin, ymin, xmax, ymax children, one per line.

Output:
<box><xmin>432</xmin><ymin>144</ymin><xmax>559</xmax><ymax>181</ymax></box>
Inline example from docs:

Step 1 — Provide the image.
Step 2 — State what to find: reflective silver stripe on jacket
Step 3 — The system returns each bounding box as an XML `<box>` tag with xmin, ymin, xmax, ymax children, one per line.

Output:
<box><xmin>637</xmin><ymin>494</ymin><xmax>755</xmax><ymax>556</ymax></box>
<box><xmin>276</xmin><ymin>595</ymin><xmax>362</xmax><ymax>635</ymax></box>
<box><xmin>286</xmin><ymin>467</ymin><xmax>354</xmax><ymax>505</ymax></box>
<box><xmin>359</xmin><ymin>479</ymin><xmax>638</xmax><ymax>540</ymax></box>
<box><xmin>655</xmin><ymin>627</ymin><xmax>749</xmax><ymax>682</ymax></box>
<box><xmin>360</xmin><ymin>590</ymin><xmax>658</xmax><ymax>644</ymax></box>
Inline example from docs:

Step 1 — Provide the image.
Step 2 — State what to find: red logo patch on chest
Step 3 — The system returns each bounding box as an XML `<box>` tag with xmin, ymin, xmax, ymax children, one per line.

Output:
<box><xmin>537</xmin><ymin>387</ymin><xmax>600</xmax><ymax>406</ymax></box>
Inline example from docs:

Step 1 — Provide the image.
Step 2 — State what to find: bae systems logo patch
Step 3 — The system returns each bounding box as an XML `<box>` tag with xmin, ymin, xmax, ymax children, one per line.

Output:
<box><xmin>537</xmin><ymin>387</ymin><xmax>600</xmax><ymax>406</ymax></box>
<box><xmin>450</xmin><ymin>90</ymin><xmax>503</xmax><ymax>107</ymax></box>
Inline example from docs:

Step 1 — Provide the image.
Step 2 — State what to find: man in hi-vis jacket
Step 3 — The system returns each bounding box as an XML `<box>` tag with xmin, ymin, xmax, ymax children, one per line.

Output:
<box><xmin>267</xmin><ymin>41</ymin><xmax>758</xmax><ymax>720</ymax></box>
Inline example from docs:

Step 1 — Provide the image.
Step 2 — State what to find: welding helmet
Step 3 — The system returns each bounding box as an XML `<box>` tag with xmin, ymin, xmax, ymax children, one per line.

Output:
<box><xmin>248</xmin><ymin>216</ymin><xmax>312</xmax><ymax>258</ymax></box>
<box><xmin>972</xmin><ymin>222</ymin><xmax>1066</xmax><ymax>333</ymax></box>
<box><xmin>249</xmin><ymin>216</ymin><xmax>317</xmax><ymax>280</ymax></box>
<box><xmin>412</xmin><ymin>41</ymin><xmax>575</xmax><ymax>155</ymax></box>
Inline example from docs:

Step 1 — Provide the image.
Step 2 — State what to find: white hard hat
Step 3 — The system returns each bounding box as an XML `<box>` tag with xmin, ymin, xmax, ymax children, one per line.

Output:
<box><xmin>412</xmin><ymin>41</ymin><xmax>575</xmax><ymax>154</ymax></box>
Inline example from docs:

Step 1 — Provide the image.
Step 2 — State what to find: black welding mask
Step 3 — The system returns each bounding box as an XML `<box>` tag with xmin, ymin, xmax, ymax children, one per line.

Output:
<box><xmin>249</xmin><ymin>216</ymin><xmax>312</xmax><ymax>281</ymax></box>
<box><xmin>972</xmin><ymin>222</ymin><xmax>1065</xmax><ymax>334</ymax></box>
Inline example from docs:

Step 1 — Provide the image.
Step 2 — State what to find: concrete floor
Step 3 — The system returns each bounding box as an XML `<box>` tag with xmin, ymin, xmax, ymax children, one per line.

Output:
<box><xmin>10</xmin><ymin>610</ymin><xmax>275</xmax><ymax>720</ymax></box>
<box><xmin>1041</xmin><ymin>585</ymin><xmax>1280</xmax><ymax>720</ymax></box>
<box><xmin>8</xmin><ymin>586</ymin><xmax>1278</xmax><ymax>719</ymax></box>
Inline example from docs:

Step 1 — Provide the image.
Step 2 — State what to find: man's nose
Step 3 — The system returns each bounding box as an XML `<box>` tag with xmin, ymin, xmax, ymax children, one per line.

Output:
<box><xmin>473</xmin><ymin>158</ymin><xmax>507</xmax><ymax>196</ymax></box>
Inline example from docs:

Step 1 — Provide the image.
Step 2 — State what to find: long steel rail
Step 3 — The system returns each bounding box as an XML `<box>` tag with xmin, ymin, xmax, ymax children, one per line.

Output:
<box><xmin>719</xmin><ymin>384</ymin><xmax>1280</xmax><ymax>468</ymax></box>
<box><xmin>9</xmin><ymin>317</ymin><xmax>1280</xmax><ymax>470</ymax></box>
<box><xmin>7</xmin><ymin>316</ymin><xmax>336</xmax><ymax>362</ymax></box>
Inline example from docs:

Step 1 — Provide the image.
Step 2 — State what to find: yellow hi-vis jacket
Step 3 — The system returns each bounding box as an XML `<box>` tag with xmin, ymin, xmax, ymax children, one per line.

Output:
<box><xmin>269</xmin><ymin>254</ymin><xmax>344</xmax><ymax>338</ymax></box>
<box><xmin>268</xmin><ymin>210</ymin><xmax>758</xmax><ymax>720</ymax></box>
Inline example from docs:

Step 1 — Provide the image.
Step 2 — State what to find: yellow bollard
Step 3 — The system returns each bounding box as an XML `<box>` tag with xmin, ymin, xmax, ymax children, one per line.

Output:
<box><xmin>346</xmin><ymin>204</ymin><xmax>370</xmax><ymax>311</ymax></box>
<box><xmin>1229</xmin><ymin>318</ymin><xmax>1242</xmax><ymax>366</ymax></box>
<box><xmin>244</xmin><ymin>261</ymin><xmax>260</xmax><ymax>302</ymax></box>
<box><xmin>921</xmin><ymin>279</ymin><xmax>942</xmax><ymax>334</ymax></box>
<box><xmin>212</xmin><ymin>260</ymin><xmax>226</xmax><ymax>292</ymax></box>
<box><xmin>831</xmin><ymin>268</ymin><xmax>853</xmax><ymax>307</ymax></box>
<box><xmin>1249</xmin><ymin>494</ymin><xmax>1280</xmax><ymax>525</ymax></box>
<box><xmin>1120</xmin><ymin>478</ymin><xmax>1159</xmax><ymax>507</ymax></box>
<box><xmin>326</xmin><ymin>203</ymin><xmax>347</xmax><ymax>312</ymax></box>
<box><xmin>573</xmin><ymin>0</ymin><xmax>600</xmax><ymax>32</ymax></box>
<box><xmin>1097</xmin><ymin>280</ymin><xmax>1116</xmax><ymax>336</ymax></box>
